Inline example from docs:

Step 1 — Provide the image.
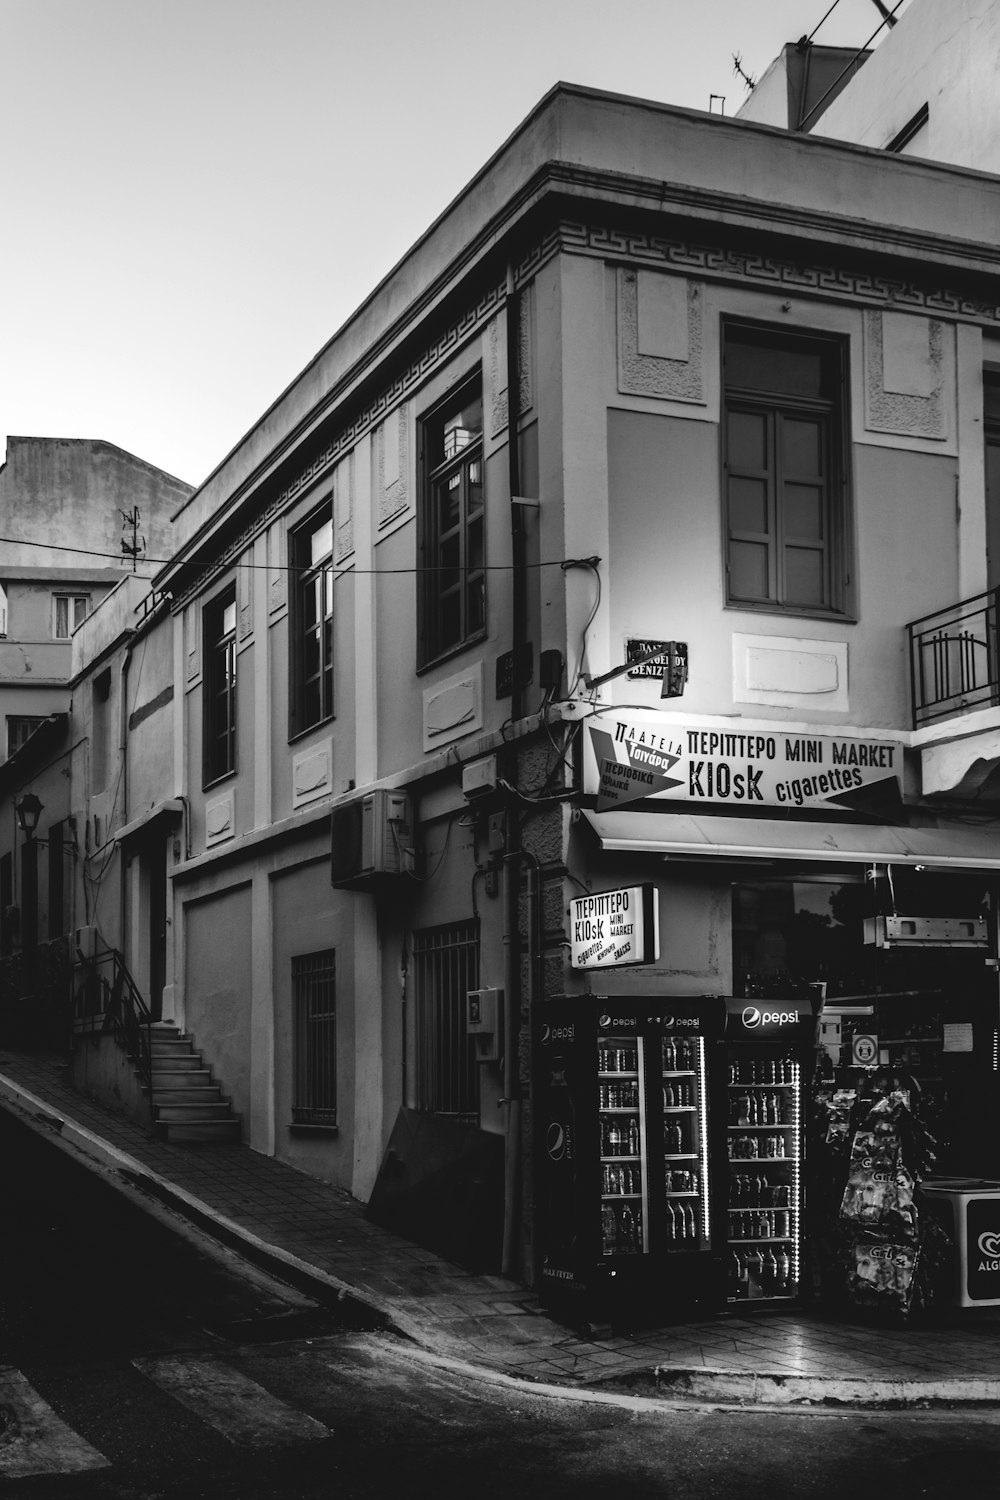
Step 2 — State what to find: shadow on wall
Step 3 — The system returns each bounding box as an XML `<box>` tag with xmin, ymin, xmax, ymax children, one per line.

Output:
<box><xmin>366</xmin><ymin>1106</ymin><xmax>505</xmax><ymax>1274</ymax></box>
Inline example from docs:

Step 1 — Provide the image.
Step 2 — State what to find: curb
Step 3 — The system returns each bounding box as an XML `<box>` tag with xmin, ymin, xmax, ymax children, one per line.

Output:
<box><xmin>2</xmin><ymin>1066</ymin><xmax>999</xmax><ymax>1413</ymax></box>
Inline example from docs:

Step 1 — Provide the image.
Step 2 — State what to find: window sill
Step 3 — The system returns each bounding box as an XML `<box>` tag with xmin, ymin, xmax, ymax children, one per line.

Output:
<box><xmin>202</xmin><ymin>769</ymin><xmax>237</xmax><ymax>794</ymax></box>
<box><xmin>287</xmin><ymin>714</ymin><xmax>335</xmax><ymax>748</ymax></box>
<box><xmin>725</xmin><ymin>600</ymin><xmax>857</xmax><ymax>626</ymax></box>
<box><xmin>290</xmin><ymin>1122</ymin><xmax>339</xmax><ymax>1137</ymax></box>
<box><xmin>416</xmin><ymin>631</ymin><xmax>488</xmax><ymax>677</ymax></box>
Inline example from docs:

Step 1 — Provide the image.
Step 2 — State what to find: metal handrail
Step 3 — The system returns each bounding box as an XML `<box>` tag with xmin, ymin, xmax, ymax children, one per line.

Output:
<box><xmin>73</xmin><ymin>946</ymin><xmax>153</xmax><ymax>1094</ymax></box>
<box><xmin>907</xmin><ymin>587</ymin><xmax>1000</xmax><ymax>729</ymax></box>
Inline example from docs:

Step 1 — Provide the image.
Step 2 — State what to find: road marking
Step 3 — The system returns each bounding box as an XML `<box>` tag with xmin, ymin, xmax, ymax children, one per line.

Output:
<box><xmin>0</xmin><ymin>1368</ymin><xmax>110</xmax><ymax>1478</ymax></box>
<box><xmin>132</xmin><ymin>1355</ymin><xmax>331</xmax><ymax>1446</ymax></box>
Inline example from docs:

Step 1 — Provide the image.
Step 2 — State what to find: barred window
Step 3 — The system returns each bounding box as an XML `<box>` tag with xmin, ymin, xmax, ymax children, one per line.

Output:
<box><xmin>413</xmin><ymin>920</ymin><xmax>479</xmax><ymax>1121</ymax></box>
<box><xmin>292</xmin><ymin>950</ymin><xmax>337</xmax><ymax>1127</ymax></box>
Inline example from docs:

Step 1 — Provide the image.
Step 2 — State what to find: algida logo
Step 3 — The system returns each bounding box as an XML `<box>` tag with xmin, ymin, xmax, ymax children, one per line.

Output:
<box><xmin>977</xmin><ymin>1230</ymin><xmax>1000</xmax><ymax>1271</ymax></box>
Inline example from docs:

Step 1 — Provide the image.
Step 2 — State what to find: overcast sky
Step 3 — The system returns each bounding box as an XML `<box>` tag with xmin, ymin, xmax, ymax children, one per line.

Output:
<box><xmin>1</xmin><ymin>0</ymin><xmax>910</xmax><ymax>491</ymax></box>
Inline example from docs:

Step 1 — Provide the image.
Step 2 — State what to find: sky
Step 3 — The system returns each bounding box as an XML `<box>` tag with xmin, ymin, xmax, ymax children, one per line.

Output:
<box><xmin>0</xmin><ymin>0</ymin><xmax>911</xmax><ymax>491</ymax></box>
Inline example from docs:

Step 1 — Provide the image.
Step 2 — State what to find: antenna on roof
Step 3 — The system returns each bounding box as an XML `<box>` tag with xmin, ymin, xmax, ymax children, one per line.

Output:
<box><xmin>120</xmin><ymin>507</ymin><xmax>146</xmax><ymax>572</ymax></box>
<box><xmin>732</xmin><ymin>54</ymin><xmax>756</xmax><ymax>92</ymax></box>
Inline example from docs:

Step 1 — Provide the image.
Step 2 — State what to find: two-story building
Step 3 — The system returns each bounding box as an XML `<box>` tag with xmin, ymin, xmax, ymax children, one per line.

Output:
<box><xmin>7</xmin><ymin>68</ymin><xmax>1000</xmax><ymax>1305</ymax></box>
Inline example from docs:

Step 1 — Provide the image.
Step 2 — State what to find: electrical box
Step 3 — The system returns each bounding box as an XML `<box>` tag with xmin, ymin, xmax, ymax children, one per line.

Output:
<box><xmin>331</xmin><ymin>789</ymin><xmax>412</xmax><ymax>889</ymax></box>
<box><xmin>863</xmin><ymin>915</ymin><xmax>989</xmax><ymax>949</ymax></box>
<box><xmin>467</xmin><ymin>987</ymin><xmax>502</xmax><ymax>1062</ymax></box>
<box><xmin>74</xmin><ymin>925</ymin><xmax>99</xmax><ymax>961</ymax></box>
<box><xmin>462</xmin><ymin>756</ymin><xmax>499</xmax><ymax>802</ymax></box>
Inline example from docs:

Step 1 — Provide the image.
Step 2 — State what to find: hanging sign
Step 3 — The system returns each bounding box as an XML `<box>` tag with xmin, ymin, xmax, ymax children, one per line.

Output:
<box><xmin>586</xmin><ymin>710</ymin><xmax>901</xmax><ymax>813</ymax></box>
<box><xmin>569</xmin><ymin>883</ymin><xmax>659</xmax><ymax>970</ymax></box>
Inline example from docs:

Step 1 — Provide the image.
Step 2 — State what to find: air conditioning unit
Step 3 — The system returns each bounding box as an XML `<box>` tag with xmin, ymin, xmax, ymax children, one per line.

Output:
<box><xmin>462</xmin><ymin>755</ymin><xmax>499</xmax><ymax>802</ymax></box>
<box><xmin>74</xmin><ymin>925</ymin><xmax>100</xmax><ymax>961</ymax></box>
<box><xmin>863</xmin><ymin>915</ymin><xmax>989</xmax><ymax>949</ymax></box>
<box><xmin>331</xmin><ymin>789</ymin><xmax>412</xmax><ymax>889</ymax></box>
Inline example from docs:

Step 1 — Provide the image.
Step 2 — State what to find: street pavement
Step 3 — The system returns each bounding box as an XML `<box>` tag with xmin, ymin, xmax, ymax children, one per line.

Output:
<box><xmin>1</xmin><ymin>1047</ymin><xmax>998</xmax><ymax>1411</ymax></box>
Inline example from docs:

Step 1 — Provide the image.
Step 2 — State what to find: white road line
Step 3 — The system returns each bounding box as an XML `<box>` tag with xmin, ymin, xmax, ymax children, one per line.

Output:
<box><xmin>132</xmin><ymin>1355</ymin><xmax>331</xmax><ymax>1447</ymax></box>
<box><xmin>0</xmin><ymin>1368</ymin><xmax>110</xmax><ymax>1478</ymax></box>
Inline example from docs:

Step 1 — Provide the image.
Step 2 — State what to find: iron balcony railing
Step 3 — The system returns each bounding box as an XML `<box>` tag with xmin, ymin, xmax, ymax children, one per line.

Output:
<box><xmin>908</xmin><ymin>588</ymin><xmax>1000</xmax><ymax>729</ymax></box>
<box><xmin>73</xmin><ymin>945</ymin><xmax>153</xmax><ymax>1094</ymax></box>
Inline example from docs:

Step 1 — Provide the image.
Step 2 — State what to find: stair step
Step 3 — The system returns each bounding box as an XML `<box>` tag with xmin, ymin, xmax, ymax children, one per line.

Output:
<box><xmin>150</xmin><ymin>1041</ymin><xmax>196</xmax><ymax>1057</ymax></box>
<box><xmin>154</xmin><ymin>1102</ymin><xmax>236</xmax><ymax>1123</ymax></box>
<box><xmin>151</xmin><ymin>1068</ymin><xmax>214</xmax><ymax>1089</ymax></box>
<box><xmin>149</xmin><ymin>1054</ymin><xmax>205</xmax><ymax>1071</ymax></box>
<box><xmin>153</xmin><ymin>1087</ymin><xmax>224</xmax><ymax>1106</ymax></box>
<box><xmin>161</xmin><ymin>1117</ymin><xmax>242</xmax><ymax>1144</ymax></box>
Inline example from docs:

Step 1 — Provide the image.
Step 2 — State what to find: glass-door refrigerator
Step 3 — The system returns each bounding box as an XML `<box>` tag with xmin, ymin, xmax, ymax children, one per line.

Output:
<box><xmin>722</xmin><ymin>997</ymin><xmax>817</xmax><ymax>1307</ymax></box>
<box><xmin>534</xmin><ymin>996</ymin><xmax>724</xmax><ymax>1328</ymax></box>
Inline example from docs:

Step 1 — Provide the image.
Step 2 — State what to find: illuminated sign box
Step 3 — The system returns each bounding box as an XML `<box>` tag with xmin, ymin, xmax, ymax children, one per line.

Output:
<box><xmin>569</xmin><ymin>883</ymin><xmax>659</xmax><ymax>971</ymax></box>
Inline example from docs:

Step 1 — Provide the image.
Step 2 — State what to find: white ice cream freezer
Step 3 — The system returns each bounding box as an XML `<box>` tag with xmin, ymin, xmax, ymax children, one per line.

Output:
<box><xmin>921</xmin><ymin>1178</ymin><xmax>1000</xmax><ymax>1308</ymax></box>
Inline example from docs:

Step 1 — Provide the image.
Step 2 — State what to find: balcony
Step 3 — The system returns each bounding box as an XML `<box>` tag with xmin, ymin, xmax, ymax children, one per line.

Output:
<box><xmin>908</xmin><ymin>590</ymin><xmax>999</xmax><ymax>730</ymax></box>
<box><xmin>908</xmin><ymin>590</ymin><xmax>1000</xmax><ymax>800</ymax></box>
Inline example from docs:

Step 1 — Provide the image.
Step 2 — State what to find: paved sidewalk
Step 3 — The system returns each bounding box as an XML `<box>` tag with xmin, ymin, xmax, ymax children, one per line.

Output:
<box><xmin>2</xmin><ymin>1048</ymin><xmax>998</xmax><ymax>1409</ymax></box>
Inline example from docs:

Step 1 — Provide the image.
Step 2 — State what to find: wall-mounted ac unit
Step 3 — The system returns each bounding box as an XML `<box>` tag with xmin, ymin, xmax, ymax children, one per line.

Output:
<box><xmin>863</xmin><ymin>915</ymin><xmax>989</xmax><ymax>949</ymax></box>
<box><xmin>331</xmin><ymin>789</ymin><xmax>412</xmax><ymax>889</ymax></box>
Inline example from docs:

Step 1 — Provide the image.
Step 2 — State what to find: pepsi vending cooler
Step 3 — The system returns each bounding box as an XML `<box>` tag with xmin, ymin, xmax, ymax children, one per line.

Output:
<box><xmin>534</xmin><ymin>997</ymin><xmax>724</xmax><ymax>1327</ymax></box>
<box><xmin>723</xmin><ymin>997</ymin><xmax>817</xmax><ymax>1307</ymax></box>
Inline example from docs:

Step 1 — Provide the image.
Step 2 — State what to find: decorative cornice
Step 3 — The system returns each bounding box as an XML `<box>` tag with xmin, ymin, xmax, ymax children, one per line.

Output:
<box><xmin>168</xmin><ymin>208</ymin><xmax>1000</xmax><ymax>611</ymax></box>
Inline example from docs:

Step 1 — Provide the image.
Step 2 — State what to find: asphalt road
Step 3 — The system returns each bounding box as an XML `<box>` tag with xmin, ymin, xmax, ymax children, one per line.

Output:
<box><xmin>3</xmin><ymin>1107</ymin><xmax>1000</xmax><ymax>1499</ymax></box>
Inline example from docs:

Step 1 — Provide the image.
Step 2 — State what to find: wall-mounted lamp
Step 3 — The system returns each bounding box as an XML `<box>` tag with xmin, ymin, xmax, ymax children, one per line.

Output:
<box><xmin>15</xmin><ymin>792</ymin><xmax>44</xmax><ymax>839</ymax></box>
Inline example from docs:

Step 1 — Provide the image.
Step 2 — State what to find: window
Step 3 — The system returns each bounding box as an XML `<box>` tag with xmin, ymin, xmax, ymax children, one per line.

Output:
<box><xmin>413</xmin><ymin>920</ymin><xmax>480</xmax><ymax>1121</ymax></box>
<box><xmin>202</xmin><ymin>586</ymin><xmax>237</xmax><ymax>786</ymax></box>
<box><xmin>985</xmin><ymin>370</ymin><xmax>1000</xmax><ymax>589</ymax></box>
<box><xmin>418</xmin><ymin>379</ymin><xmax>485</xmax><ymax>666</ymax></box>
<box><xmin>6</xmin><ymin>716</ymin><xmax>45</xmax><ymax>758</ymax></box>
<box><xmin>292</xmin><ymin>950</ymin><xmax>337</xmax><ymax>1126</ymax></box>
<box><xmin>723</xmin><ymin>323</ymin><xmax>847</xmax><ymax>614</ymax></box>
<box><xmin>53</xmin><ymin>594</ymin><xmax>89</xmax><ymax>639</ymax></box>
<box><xmin>290</xmin><ymin>503</ymin><xmax>334</xmax><ymax>735</ymax></box>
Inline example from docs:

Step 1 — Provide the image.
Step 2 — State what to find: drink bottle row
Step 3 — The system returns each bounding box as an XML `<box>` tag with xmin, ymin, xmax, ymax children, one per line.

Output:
<box><xmin>601</xmin><ymin>1116</ymin><xmax>640</xmax><ymax>1154</ymax></box>
<box><xmin>664</xmin><ymin>1167</ymin><xmax>698</xmax><ymax>1193</ymax></box>
<box><xmin>730</xmin><ymin>1246</ymin><xmax>794</xmax><ymax>1298</ymax></box>
<box><xmin>666</xmin><ymin>1203</ymin><xmax>698</xmax><ymax>1240</ymax></box>
<box><xmin>601</xmin><ymin>1201</ymin><xmax>641</xmax><ymax>1254</ymax></box>
<box><xmin>728</xmin><ymin>1059</ymin><xmax>794</xmax><ymax>1084</ymax></box>
<box><xmin>598</xmin><ymin>1045</ymin><xmax>638</xmax><ymax>1073</ymax></box>
<box><xmin>603</xmin><ymin>1163</ymin><xmax>641</xmax><ymax>1195</ymax></box>
<box><xmin>661</xmin><ymin>1039</ymin><xmax>696</xmax><ymax>1070</ymax></box>
<box><xmin>663</xmin><ymin>1081</ymin><xmax>694</xmax><ymax>1107</ymax></box>
<box><xmin>729</xmin><ymin>1209</ymin><xmax>792</xmax><ymax>1240</ymax></box>
<box><xmin>730</xmin><ymin>1091</ymin><xmax>785</xmax><ymax>1125</ymax></box>
<box><xmin>728</xmin><ymin>1132</ymin><xmax>788</xmax><ymax>1160</ymax></box>
<box><xmin>730</xmin><ymin>1172</ymin><xmax>791</xmax><ymax>1207</ymax></box>
<box><xmin>599</xmin><ymin>1080</ymin><xmax>639</xmax><ymax>1108</ymax></box>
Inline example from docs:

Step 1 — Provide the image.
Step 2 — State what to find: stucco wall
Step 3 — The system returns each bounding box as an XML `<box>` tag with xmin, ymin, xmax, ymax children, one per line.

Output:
<box><xmin>183</xmin><ymin>884</ymin><xmax>253</xmax><ymax>1130</ymax></box>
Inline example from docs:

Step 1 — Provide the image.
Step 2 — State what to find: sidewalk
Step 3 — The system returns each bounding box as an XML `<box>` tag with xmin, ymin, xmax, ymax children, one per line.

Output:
<box><xmin>1</xmin><ymin>1047</ymin><xmax>998</xmax><ymax>1410</ymax></box>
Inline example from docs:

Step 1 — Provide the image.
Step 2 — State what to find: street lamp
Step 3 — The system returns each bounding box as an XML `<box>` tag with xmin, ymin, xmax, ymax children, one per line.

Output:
<box><xmin>15</xmin><ymin>792</ymin><xmax>43</xmax><ymax>952</ymax></box>
<box><xmin>15</xmin><ymin>792</ymin><xmax>44</xmax><ymax>839</ymax></box>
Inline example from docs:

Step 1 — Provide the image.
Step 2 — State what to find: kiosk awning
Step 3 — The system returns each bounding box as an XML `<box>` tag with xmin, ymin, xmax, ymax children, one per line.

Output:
<box><xmin>582</xmin><ymin>810</ymin><xmax>1000</xmax><ymax>869</ymax></box>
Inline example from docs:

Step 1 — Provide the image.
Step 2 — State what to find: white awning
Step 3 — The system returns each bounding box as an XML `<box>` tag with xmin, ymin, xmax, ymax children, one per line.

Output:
<box><xmin>582</xmin><ymin>809</ymin><xmax>1000</xmax><ymax>869</ymax></box>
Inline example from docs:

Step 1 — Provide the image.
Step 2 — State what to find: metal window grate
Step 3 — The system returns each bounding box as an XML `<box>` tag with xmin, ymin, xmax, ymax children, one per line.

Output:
<box><xmin>413</xmin><ymin>921</ymin><xmax>479</xmax><ymax>1122</ymax></box>
<box><xmin>292</xmin><ymin>950</ymin><xmax>337</xmax><ymax>1125</ymax></box>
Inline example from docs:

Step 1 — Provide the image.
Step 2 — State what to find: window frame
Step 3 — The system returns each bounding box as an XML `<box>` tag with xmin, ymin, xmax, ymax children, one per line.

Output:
<box><xmin>6</xmin><ymin>715</ymin><xmax>46</xmax><ymax>758</ymax></box>
<box><xmin>721</xmin><ymin>320</ymin><xmax>851</xmax><ymax>618</ymax></box>
<box><xmin>412</xmin><ymin>919</ymin><xmax>480</xmax><ymax>1122</ymax></box>
<box><xmin>202</xmin><ymin>583</ymin><xmax>237</xmax><ymax>789</ymax></box>
<box><xmin>291</xmin><ymin>949</ymin><xmax>337</xmax><ymax>1129</ymax></box>
<box><xmin>289</xmin><ymin>499</ymin><xmax>335</xmax><ymax>740</ymax></box>
<box><xmin>417</xmin><ymin>376</ymin><xmax>486</xmax><ymax>670</ymax></box>
<box><xmin>53</xmin><ymin>593</ymin><xmax>90</xmax><ymax>639</ymax></box>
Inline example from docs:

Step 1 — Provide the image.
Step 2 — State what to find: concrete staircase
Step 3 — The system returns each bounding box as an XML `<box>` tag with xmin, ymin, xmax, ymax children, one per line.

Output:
<box><xmin>149</xmin><ymin>1023</ymin><xmax>242</xmax><ymax>1144</ymax></box>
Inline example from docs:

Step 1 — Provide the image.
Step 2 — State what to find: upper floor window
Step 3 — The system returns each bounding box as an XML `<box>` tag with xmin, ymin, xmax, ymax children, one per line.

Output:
<box><xmin>418</xmin><ymin>379</ymin><xmax>485</xmax><ymax>667</ymax></box>
<box><xmin>723</xmin><ymin>323</ymin><xmax>848</xmax><ymax>615</ymax></box>
<box><xmin>203</xmin><ymin>585</ymin><xmax>237</xmax><ymax>787</ymax></box>
<box><xmin>54</xmin><ymin>593</ymin><xmax>89</xmax><ymax>638</ymax></box>
<box><xmin>290</xmin><ymin>504</ymin><xmax>334</xmax><ymax>736</ymax></box>
<box><xmin>6</xmin><ymin>715</ymin><xmax>45</xmax><ymax>759</ymax></box>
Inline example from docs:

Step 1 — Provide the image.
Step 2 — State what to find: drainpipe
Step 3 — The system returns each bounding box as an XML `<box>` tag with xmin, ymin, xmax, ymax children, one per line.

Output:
<box><xmin>501</xmin><ymin>262</ymin><xmax>527</xmax><ymax>1276</ymax></box>
<box><xmin>117</xmin><ymin>631</ymin><xmax>137</xmax><ymax>958</ymax></box>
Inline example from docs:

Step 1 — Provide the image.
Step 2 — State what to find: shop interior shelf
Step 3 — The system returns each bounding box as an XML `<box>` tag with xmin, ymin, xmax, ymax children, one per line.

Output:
<box><xmin>599</xmin><ymin>1107</ymin><xmax>639</xmax><ymax>1114</ymax></box>
<box><xmin>728</xmin><ymin>1123</ymin><xmax>794</xmax><ymax>1129</ymax></box>
<box><xmin>601</xmin><ymin>1154</ymin><xmax>640</xmax><ymax>1162</ymax></box>
<box><xmin>664</xmin><ymin>1152</ymin><xmax>699</xmax><ymax>1161</ymax></box>
<box><xmin>665</xmin><ymin>1190</ymin><xmax>700</xmax><ymax>1197</ymax></box>
<box><xmin>729</xmin><ymin>1237</ymin><xmax>796</xmax><ymax>1245</ymax></box>
<box><xmin>662</xmin><ymin>1069</ymin><xmax>696</xmax><ymax>1077</ymax></box>
<box><xmin>599</xmin><ymin>1071</ymin><xmax>638</xmax><ymax>1079</ymax></box>
<box><xmin>664</xmin><ymin>1105</ymin><xmax>696</xmax><ymax>1113</ymax></box>
<box><xmin>601</xmin><ymin>1193</ymin><xmax>642</xmax><ymax>1201</ymax></box>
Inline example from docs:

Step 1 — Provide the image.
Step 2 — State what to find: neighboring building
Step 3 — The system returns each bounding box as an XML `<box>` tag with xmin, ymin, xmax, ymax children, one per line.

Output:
<box><xmin>0</xmin><ymin>437</ymin><xmax>192</xmax><ymax>763</ymax></box>
<box><xmin>7</xmin><ymin>68</ymin><xmax>1000</xmax><ymax>1307</ymax></box>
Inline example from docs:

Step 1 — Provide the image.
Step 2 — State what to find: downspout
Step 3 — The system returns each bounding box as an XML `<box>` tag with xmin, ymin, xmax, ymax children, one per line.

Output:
<box><xmin>501</xmin><ymin>262</ymin><xmax>527</xmax><ymax>1275</ymax></box>
<box><xmin>117</xmin><ymin>631</ymin><xmax>137</xmax><ymax>958</ymax></box>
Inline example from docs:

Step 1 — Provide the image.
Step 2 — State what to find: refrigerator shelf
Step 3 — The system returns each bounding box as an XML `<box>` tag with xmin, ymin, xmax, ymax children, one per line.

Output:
<box><xmin>727</xmin><ymin>1123</ymin><xmax>793</xmax><ymax>1130</ymax></box>
<box><xmin>601</xmin><ymin>1193</ymin><xmax>642</xmax><ymax>1201</ymax></box>
<box><xmin>602</xmin><ymin>1154</ymin><xmax>640</xmax><ymax>1162</ymax></box>
<box><xmin>665</xmin><ymin>1190</ymin><xmax>700</xmax><ymax>1198</ymax></box>
<box><xmin>728</xmin><ymin>1082</ymin><xmax>795</xmax><ymax>1089</ymax></box>
<box><xmin>728</xmin><ymin>1156</ymin><xmax>797</xmax><ymax>1164</ymax></box>
<box><xmin>598</xmin><ymin>1107</ymin><xmax>639</xmax><ymax>1115</ymax></box>
<box><xmin>664</xmin><ymin>1105</ymin><xmax>697</xmax><ymax>1113</ymax></box>
<box><xmin>664</xmin><ymin>1152</ymin><xmax>699</xmax><ymax>1161</ymax></box>
<box><xmin>662</xmin><ymin>1070</ymin><xmax>696</xmax><ymax>1078</ymax></box>
<box><xmin>729</xmin><ymin>1237</ymin><xmax>794</xmax><ymax>1245</ymax></box>
<box><xmin>598</xmin><ymin>1071</ymin><xmax>639</xmax><ymax>1079</ymax></box>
